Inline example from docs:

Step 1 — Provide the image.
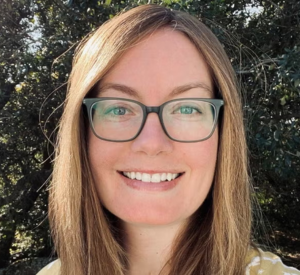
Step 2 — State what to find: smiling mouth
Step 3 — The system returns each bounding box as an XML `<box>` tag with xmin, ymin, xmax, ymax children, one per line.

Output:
<box><xmin>121</xmin><ymin>171</ymin><xmax>183</xmax><ymax>183</ymax></box>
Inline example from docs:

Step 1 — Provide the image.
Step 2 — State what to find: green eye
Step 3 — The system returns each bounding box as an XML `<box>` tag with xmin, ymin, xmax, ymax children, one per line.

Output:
<box><xmin>179</xmin><ymin>106</ymin><xmax>196</xmax><ymax>114</ymax></box>
<box><xmin>175</xmin><ymin>106</ymin><xmax>201</xmax><ymax>115</ymax></box>
<box><xmin>106</xmin><ymin>107</ymin><xmax>127</xmax><ymax>116</ymax></box>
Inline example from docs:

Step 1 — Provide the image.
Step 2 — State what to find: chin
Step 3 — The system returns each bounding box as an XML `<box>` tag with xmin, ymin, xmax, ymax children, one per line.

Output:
<box><xmin>104</xmin><ymin>202</ymin><xmax>196</xmax><ymax>228</ymax></box>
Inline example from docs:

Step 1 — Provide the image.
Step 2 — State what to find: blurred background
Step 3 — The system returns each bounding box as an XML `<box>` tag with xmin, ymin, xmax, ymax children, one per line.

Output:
<box><xmin>0</xmin><ymin>0</ymin><xmax>299</xmax><ymax>274</ymax></box>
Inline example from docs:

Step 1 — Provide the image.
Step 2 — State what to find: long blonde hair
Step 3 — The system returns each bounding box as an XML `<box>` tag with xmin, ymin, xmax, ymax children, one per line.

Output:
<box><xmin>50</xmin><ymin>5</ymin><xmax>252</xmax><ymax>275</ymax></box>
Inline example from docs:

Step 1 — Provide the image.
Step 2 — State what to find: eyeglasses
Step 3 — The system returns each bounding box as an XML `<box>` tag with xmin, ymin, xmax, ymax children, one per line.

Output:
<box><xmin>82</xmin><ymin>97</ymin><xmax>224</xmax><ymax>143</ymax></box>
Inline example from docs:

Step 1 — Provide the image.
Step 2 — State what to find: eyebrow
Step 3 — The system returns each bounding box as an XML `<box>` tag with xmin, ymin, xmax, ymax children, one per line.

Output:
<box><xmin>98</xmin><ymin>83</ymin><xmax>139</xmax><ymax>97</ymax></box>
<box><xmin>97</xmin><ymin>82</ymin><xmax>213</xmax><ymax>98</ymax></box>
<box><xmin>171</xmin><ymin>82</ymin><xmax>213</xmax><ymax>97</ymax></box>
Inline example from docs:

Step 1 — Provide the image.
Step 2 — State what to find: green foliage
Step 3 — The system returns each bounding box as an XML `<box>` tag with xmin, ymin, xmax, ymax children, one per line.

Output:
<box><xmin>0</xmin><ymin>0</ymin><xmax>299</xmax><ymax>270</ymax></box>
<box><xmin>245</xmin><ymin>45</ymin><xmax>300</xmax><ymax>236</ymax></box>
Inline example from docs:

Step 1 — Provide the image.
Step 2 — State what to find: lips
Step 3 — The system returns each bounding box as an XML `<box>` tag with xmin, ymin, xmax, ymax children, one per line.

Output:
<box><xmin>122</xmin><ymin>171</ymin><xmax>181</xmax><ymax>183</ymax></box>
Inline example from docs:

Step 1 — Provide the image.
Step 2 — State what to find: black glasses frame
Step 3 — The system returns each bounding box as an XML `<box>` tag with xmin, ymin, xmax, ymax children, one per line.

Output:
<box><xmin>82</xmin><ymin>97</ymin><xmax>224</xmax><ymax>143</ymax></box>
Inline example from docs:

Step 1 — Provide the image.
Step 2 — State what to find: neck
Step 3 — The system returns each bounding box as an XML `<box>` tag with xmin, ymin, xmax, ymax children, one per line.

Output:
<box><xmin>123</xmin><ymin>222</ymin><xmax>185</xmax><ymax>275</ymax></box>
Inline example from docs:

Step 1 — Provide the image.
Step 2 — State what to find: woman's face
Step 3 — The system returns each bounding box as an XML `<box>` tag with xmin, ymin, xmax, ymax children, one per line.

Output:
<box><xmin>88</xmin><ymin>29</ymin><xmax>218</xmax><ymax>227</ymax></box>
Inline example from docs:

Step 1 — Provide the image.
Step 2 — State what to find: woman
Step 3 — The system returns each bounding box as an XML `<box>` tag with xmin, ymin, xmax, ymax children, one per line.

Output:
<box><xmin>37</xmin><ymin>5</ymin><xmax>300</xmax><ymax>275</ymax></box>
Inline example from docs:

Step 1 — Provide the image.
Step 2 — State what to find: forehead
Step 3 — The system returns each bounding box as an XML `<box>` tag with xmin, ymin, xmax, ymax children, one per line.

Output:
<box><xmin>97</xmin><ymin>28</ymin><xmax>213</xmax><ymax>100</ymax></box>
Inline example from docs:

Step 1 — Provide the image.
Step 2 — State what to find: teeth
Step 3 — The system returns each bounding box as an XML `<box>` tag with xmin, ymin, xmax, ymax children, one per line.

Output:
<box><xmin>136</xmin><ymin>172</ymin><xmax>142</xmax><ymax>180</ymax></box>
<box><xmin>123</xmin><ymin>172</ymin><xmax>179</xmax><ymax>183</ymax></box>
<box><xmin>130</xmin><ymin>172</ymin><xmax>136</xmax><ymax>180</ymax></box>
<box><xmin>151</xmin><ymin>174</ymin><xmax>160</xmax><ymax>183</ymax></box>
<box><xmin>142</xmin><ymin>173</ymin><xmax>151</xmax><ymax>182</ymax></box>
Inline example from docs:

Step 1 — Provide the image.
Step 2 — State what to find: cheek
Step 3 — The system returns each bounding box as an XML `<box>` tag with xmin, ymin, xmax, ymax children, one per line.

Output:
<box><xmin>88</xmin><ymin>131</ymin><xmax>123</xmax><ymax>168</ymax></box>
<box><xmin>87</xmin><ymin>135</ymin><xmax>119</xmax><ymax>189</ymax></box>
<box><xmin>179</xmin><ymin>132</ymin><xmax>218</xmax><ymax>208</ymax></box>
<box><xmin>184</xmin><ymin>130</ymin><xmax>218</xmax><ymax>171</ymax></box>
<box><xmin>88</xmin><ymin>137</ymin><xmax>121</xmax><ymax>216</ymax></box>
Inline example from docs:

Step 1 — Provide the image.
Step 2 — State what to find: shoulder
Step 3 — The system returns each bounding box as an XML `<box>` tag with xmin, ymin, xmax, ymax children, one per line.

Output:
<box><xmin>36</xmin><ymin>259</ymin><xmax>61</xmax><ymax>275</ymax></box>
<box><xmin>246</xmin><ymin>248</ymin><xmax>300</xmax><ymax>275</ymax></box>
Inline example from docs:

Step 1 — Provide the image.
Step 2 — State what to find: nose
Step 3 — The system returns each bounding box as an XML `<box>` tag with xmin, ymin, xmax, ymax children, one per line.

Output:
<box><xmin>131</xmin><ymin>113</ymin><xmax>173</xmax><ymax>156</ymax></box>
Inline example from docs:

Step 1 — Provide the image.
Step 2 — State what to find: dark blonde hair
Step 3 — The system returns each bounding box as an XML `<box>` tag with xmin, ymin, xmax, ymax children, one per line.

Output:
<box><xmin>50</xmin><ymin>5</ymin><xmax>252</xmax><ymax>275</ymax></box>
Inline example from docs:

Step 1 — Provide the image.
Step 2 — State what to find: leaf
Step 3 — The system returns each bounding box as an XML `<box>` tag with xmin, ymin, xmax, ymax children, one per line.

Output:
<box><xmin>51</xmin><ymin>72</ymin><xmax>59</xmax><ymax>79</ymax></box>
<box><xmin>294</xmin><ymin>79</ymin><xmax>300</xmax><ymax>87</ymax></box>
<box><xmin>105</xmin><ymin>0</ymin><xmax>112</xmax><ymax>5</ymax></box>
<box><xmin>269</xmin><ymin>64</ymin><xmax>276</xmax><ymax>70</ymax></box>
<box><xmin>15</xmin><ymin>84</ymin><xmax>22</xmax><ymax>92</ymax></box>
<box><xmin>280</xmin><ymin>97</ymin><xmax>286</xmax><ymax>105</ymax></box>
<box><xmin>274</xmin><ymin>130</ymin><xmax>280</xmax><ymax>141</ymax></box>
